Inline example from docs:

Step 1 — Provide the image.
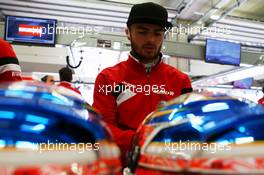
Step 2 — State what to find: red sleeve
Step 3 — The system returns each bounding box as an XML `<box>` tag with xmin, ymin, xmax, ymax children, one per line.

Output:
<box><xmin>0</xmin><ymin>71</ymin><xmax>22</xmax><ymax>83</ymax></box>
<box><xmin>92</xmin><ymin>73</ymin><xmax>135</xmax><ymax>152</ymax></box>
<box><xmin>181</xmin><ymin>74</ymin><xmax>193</xmax><ymax>95</ymax></box>
<box><xmin>258</xmin><ymin>97</ymin><xmax>264</xmax><ymax>106</ymax></box>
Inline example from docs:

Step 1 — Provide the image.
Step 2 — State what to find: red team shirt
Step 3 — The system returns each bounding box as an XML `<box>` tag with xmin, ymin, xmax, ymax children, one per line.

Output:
<box><xmin>57</xmin><ymin>81</ymin><xmax>81</xmax><ymax>95</ymax></box>
<box><xmin>93</xmin><ymin>54</ymin><xmax>192</xmax><ymax>153</ymax></box>
<box><xmin>0</xmin><ymin>38</ymin><xmax>22</xmax><ymax>83</ymax></box>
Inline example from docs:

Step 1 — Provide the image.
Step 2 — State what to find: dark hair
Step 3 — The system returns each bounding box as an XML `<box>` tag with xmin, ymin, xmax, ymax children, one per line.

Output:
<box><xmin>59</xmin><ymin>67</ymin><xmax>73</xmax><ymax>82</ymax></box>
<box><xmin>41</xmin><ymin>75</ymin><xmax>48</xmax><ymax>82</ymax></box>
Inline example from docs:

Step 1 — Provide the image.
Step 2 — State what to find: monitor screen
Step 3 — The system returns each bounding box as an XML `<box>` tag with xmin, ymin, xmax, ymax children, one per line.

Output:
<box><xmin>233</xmin><ymin>78</ymin><xmax>254</xmax><ymax>89</ymax></box>
<box><xmin>205</xmin><ymin>39</ymin><xmax>241</xmax><ymax>66</ymax></box>
<box><xmin>4</xmin><ymin>16</ymin><xmax>57</xmax><ymax>46</ymax></box>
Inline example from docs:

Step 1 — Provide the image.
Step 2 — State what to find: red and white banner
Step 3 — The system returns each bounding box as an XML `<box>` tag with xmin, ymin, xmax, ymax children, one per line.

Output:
<box><xmin>18</xmin><ymin>24</ymin><xmax>43</xmax><ymax>36</ymax></box>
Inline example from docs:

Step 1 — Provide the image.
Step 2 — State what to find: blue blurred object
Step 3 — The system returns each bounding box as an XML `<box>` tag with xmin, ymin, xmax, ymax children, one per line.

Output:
<box><xmin>233</xmin><ymin>77</ymin><xmax>254</xmax><ymax>89</ymax></box>
<box><xmin>0</xmin><ymin>81</ymin><xmax>120</xmax><ymax>175</ymax></box>
<box><xmin>0</xmin><ymin>81</ymin><xmax>108</xmax><ymax>143</ymax></box>
<box><xmin>128</xmin><ymin>92</ymin><xmax>264</xmax><ymax>175</ymax></box>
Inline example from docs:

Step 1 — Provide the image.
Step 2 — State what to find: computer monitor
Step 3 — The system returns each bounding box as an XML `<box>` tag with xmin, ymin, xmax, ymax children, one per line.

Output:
<box><xmin>5</xmin><ymin>15</ymin><xmax>57</xmax><ymax>46</ymax></box>
<box><xmin>205</xmin><ymin>39</ymin><xmax>241</xmax><ymax>66</ymax></box>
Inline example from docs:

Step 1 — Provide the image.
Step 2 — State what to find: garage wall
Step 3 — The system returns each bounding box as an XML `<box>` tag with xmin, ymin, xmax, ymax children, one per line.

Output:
<box><xmin>189</xmin><ymin>60</ymin><xmax>235</xmax><ymax>76</ymax></box>
<box><xmin>13</xmin><ymin>45</ymin><xmax>67</xmax><ymax>73</ymax></box>
<box><xmin>1</xmin><ymin>21</ymin><xmax>263</xmax><ymax>75</ymax></box>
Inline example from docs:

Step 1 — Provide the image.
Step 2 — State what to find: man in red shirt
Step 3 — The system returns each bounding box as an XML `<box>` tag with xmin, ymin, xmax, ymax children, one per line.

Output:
<box><xmin>0</xmin><ymin>38</ymin><xmax>22</xmax><ymax>83</ymax></box>
<box><xmin>93</xmin><ymin>2</ymin><xmax>192</xmax><ymax>164</ymax></box>
<box><xmin>258</xmin><ymin>86</ymin><xmax>264</xmax><ymax>106</ymax></box>
<box><xmin>57</xmin><ymin>67</ymin><xmax>82</xmax><ymax>97</ymax></box>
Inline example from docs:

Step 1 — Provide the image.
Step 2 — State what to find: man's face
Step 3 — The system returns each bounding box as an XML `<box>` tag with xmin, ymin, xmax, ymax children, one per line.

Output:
<box><xmin>127</xmin><ymin>23</ymin><xmax>165</xmax><ymax>63</ymax></box>
<box><xmin>46</xmin><ymin>76</ymin><xmax>54</xmax><ymax>85</ymax></box>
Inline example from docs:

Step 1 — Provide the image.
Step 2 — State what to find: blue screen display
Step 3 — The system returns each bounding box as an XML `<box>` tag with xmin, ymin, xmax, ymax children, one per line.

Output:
<box><xmin>205</xmin><ymin>39</ymin><xmax>241</xmax><ymax>66</ymax></box>
<box><xmin>5</xmin><ymin>16</ymin><xmax>57</xmax><ymax>46</ymax></box>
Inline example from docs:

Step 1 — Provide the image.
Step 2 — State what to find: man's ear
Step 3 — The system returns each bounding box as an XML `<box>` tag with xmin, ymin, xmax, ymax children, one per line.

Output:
<box><xmin>125</xmin><ymin>28</ymin><xmax>131</xmax><ymax>40</ymax></box>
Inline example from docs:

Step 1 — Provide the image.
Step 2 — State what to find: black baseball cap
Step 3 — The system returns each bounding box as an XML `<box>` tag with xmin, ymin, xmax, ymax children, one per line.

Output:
<box><xmin>127</xmin><ymin>2</ymin><xmax>173</xmax><ymax>29</ymax></box>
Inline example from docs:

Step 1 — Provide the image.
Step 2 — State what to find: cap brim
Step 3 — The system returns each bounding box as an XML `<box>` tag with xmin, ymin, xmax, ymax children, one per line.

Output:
<box><xmin>127</xmin><ymin>17</ymin><xmax>173</xmax><ymax>29</ymax></box>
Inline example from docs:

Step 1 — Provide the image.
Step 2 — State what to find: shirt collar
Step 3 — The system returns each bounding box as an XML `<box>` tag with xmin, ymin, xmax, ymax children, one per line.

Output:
<box><xmin>129</xmin><ymin>52</ymin><xmax>163</xmax><ymax>73</ymax></box>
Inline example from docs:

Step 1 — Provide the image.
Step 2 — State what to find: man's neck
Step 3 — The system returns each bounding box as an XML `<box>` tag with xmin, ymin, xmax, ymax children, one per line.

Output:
<box><xmin>130</xmin><ymin>51</ymin><xmax>160</xmax><ymax>64</ymax></box>
<box><xmin>130</xmin><ymin>51</ymin><xmax>161</xmax><ymax>74</ymax></box>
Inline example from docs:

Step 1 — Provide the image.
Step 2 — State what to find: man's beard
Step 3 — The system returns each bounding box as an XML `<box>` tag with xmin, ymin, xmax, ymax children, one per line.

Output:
<box><xmin>130</xmin><ymin>39</ymin><xmax>162</xmax><ymax>62</ymax></box>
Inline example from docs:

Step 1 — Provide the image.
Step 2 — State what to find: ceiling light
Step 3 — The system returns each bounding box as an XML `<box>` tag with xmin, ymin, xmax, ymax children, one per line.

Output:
<box><xmin>212</xmin><ymin>23</ymin><xmax>264</xmax><ymax>35</ymax></box>
<box><xmin>0</xmin><ymin>0</ymin><xmax>129</xmax><ymax>18</ymax></box>
<box><xmin>220</xmin><ymin>18</ymin><xmax>264</xmax><ymax>30</ymax></box>
<box><xmin>2</xmin><ymin>10</ymin><xmax>126</xmax><ymax>28</ymax></box>
<box><xmin>210</xmin><ymin>15</ymin><xmax>220</xmax><ymax>20</ymax></box>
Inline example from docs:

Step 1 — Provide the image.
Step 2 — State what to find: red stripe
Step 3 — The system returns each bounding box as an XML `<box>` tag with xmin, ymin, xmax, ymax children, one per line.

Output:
<box><xmin>18</xmin><ymin>31</ymin><xmax>41</xmax><ymax>36</ymax></box>
<box><xmin>18</xmin><ymin>24</ymin><xmax>43</xmax><ymax>36</ymax></box>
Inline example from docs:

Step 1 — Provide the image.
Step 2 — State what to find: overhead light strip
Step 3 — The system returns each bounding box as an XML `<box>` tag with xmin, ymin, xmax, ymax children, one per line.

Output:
<box><xmin>27</xmin><ymin>0</ymin><xmax>177</xmax><ymax>17</ymax></box>
<box><xmin>0</xmin><ymin>0</ymin><xmax>129</xmax><ymax>18</ymax></box>
<box><xmin>0</xmin><ymin>5</ymin><xmax>127</xmax><ymax>23</ymax></box>
<box><xmin>195</xmin><ymin>35</ymin><xmax>264</xmax><ymax>47</ymax></box>
<box><xmin>197</xmin><ymin>32</ymin><xmax>264</xmax><ymax>44</ymax></box>
<box><xmin>212</xmin><ymin>23</ymin><xmax>264</xmax><ymax>35</ymax></box>
<box><xmin>2</xmin><ymin>10</ymin><xmax>127</xmax><ymax>28</ymax></box>
<box><xmin>28</xmin><ymin>0</ymin><xmax>131</xmax><ymax>12</ymax></box>
<box><xmin>0</xmin><ymin>0</ymin><xmax>176</xmax><ymax>19</ymax></box>
<box><xmin>220</xmin><ymin>18</ymin><xmax>264</xmax><ymax>30</ymax></box>
<box><xmin>206</xmin><ymin>26</ymin><xmax>264</xmax><ymax>39</ymax></box>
